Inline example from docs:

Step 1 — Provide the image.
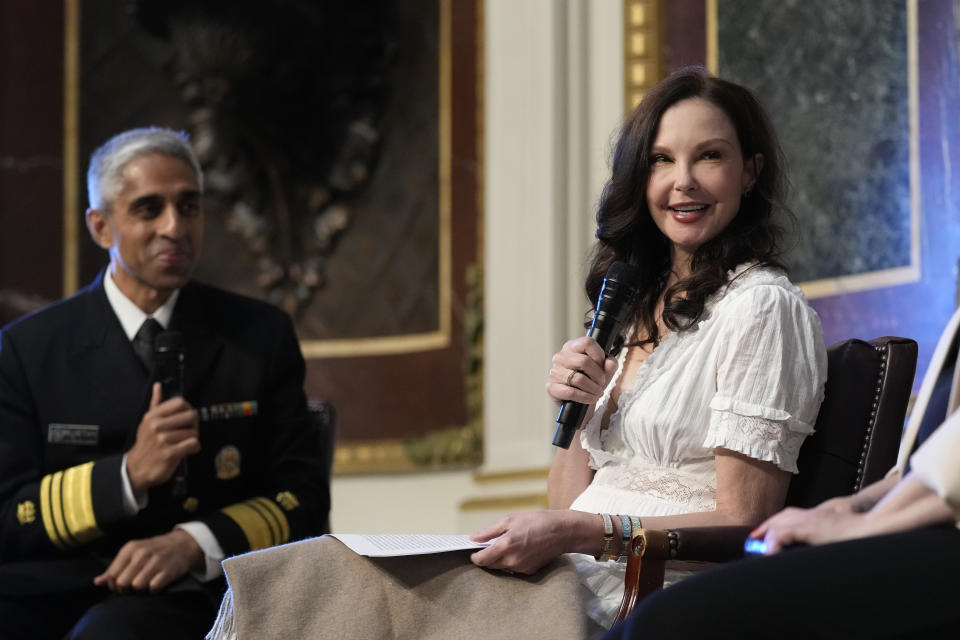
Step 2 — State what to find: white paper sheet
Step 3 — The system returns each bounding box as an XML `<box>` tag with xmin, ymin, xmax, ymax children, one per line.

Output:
<box><xmin>330</xmin><ymin>533</ymin><xmax>494</xmax><ymax>557</ymax></box>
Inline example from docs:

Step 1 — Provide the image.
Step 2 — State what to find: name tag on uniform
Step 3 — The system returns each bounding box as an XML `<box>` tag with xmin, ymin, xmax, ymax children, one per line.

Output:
<box><xmin>48</xmin><ymin>423</ymin><xmax>100</xmax><ymax>446</ymax></box>
<box><xmin>198</xmin><ymin>401</ymin><xmax>258</xmax><ymax>423</ymax></box>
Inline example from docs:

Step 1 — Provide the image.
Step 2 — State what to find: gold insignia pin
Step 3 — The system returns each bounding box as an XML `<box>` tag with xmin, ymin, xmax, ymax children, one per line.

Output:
<box><xmin>17</xmin><ymin>501</ymin><xmax>36</xmax><ymax>525</ymax></box>
<box><xmin>215</xmin><ymin>445</ymin><xmax>242</xmax><ymax>480</ymax></box>
<box><xmin>182</xmin><ymin>497</ymin><xmax>199</xmax><ymax>513</ymax></box>
<box><xmin>276</xmin><ymin>491</ymin><xmax>300</xmax><ymax>511</ymax></box>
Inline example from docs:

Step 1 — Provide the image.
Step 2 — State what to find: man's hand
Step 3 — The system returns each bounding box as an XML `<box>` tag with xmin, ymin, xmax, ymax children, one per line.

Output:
<box><xmin>126</xmin><ymin>382</ymin><xmax>200</xmax><ymax>495</ymax></box>
<box><xmin>93</xmin><ymin>529</ymin><xmax>204</xmax><ymax>593</ymax></box>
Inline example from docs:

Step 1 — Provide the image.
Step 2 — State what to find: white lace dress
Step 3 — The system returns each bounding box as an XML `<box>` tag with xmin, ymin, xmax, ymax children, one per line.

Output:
<box><xmin>568</xmin><ymin>264</ymin><xmax>828</xmax><ymax>627</ymax></box>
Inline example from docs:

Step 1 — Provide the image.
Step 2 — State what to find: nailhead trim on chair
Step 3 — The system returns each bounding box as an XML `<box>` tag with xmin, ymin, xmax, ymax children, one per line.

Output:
<box><xmin>854</xmin><ymin>345</ymin><xmax>888</xmax><ymax>492</ymax></box>
<box><xmin>667</xmin><ymin>531</ymin><xmax>679</xmax><ymax>559</ymax></box>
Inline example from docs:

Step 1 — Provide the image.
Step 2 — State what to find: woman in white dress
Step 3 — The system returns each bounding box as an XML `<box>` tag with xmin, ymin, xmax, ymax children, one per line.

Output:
<box><xmin>470</xmin><ymin>67</ymin><xmax>828</xmax><ymax>628</ymax></box>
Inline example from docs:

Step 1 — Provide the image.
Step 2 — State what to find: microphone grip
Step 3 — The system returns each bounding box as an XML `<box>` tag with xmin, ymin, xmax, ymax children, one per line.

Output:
<box><xmin>552</xmin><ymin>400</ymin><xmax>589</xmax><ymax>448</ymax></box>
<box><xmin>155</xmin><ymin>332</ymin><xmax>187</xmax><ymax>496</ymax></box>
<box><xmin>159</xmin><ymin>380</ymin><xmax>188</xmax><ymax>495</ymax></box>
<box><xmin>170</xmin><ymin>384</ymin><xmax>187</xmax><ymax>498</ymax></box>
<box><xmin>551</xmin><ymin>260</ymin><xmax>640</xmax><ymax>449</ymax></box>
<box><xmin>172</xmin><ymin>462</ymin><xmax>188</xmax><ymax>497</ymax></box>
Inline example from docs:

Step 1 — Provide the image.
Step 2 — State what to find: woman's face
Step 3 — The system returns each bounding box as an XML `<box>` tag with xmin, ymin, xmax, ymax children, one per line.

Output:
<box><xmin>645</xmin><ymin>97</ymin><xmax>760</xmax><ymax>270</ymax></box>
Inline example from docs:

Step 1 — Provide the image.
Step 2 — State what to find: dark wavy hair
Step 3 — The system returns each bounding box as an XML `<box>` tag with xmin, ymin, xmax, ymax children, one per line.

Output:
<box><xmin>586</xmin><ymin>67</ymin><xmax>794</xmax><ymax>348</ymax></box>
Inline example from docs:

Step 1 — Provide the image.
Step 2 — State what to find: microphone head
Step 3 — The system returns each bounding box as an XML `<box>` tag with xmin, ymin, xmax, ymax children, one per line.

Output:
<box><xmin>154</xmin><ymin>330</ymin><xmax>184</xmax><ymax>354</ymax></box>
<box><xmin>588</xmin><ymin>261</ymin><xmax>641</xmax><ymax>355</ymax></box>
<box><xmin>604</xmin><ymin>261</ymin><xmax>641</xmax><ymax>290</ymax></box>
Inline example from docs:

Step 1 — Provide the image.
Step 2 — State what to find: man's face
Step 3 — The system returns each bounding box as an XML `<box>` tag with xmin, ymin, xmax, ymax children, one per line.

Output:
<box><xmin>87</xmin><ymin>153</ymin><xmax>203</xmax><ymax>308</ymax></box>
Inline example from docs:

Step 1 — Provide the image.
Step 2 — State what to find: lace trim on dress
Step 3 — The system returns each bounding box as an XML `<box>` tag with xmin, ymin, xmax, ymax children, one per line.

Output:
<box><xmin>591</xmin><ymin>465</ymin><xmax>716</xmax><ymax>512</ymax></box>
<box><xmin>703</xmin><ymin>411</ymin><xmax>807</xmax><ymax>473</ymax></box>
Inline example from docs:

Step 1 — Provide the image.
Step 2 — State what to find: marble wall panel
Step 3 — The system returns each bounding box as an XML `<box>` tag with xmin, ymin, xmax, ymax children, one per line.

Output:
<box><xmin>706</xmin><ymin>0</ymin><xmax>960</xmax><ymax>391</ymax></box>
<box><xmin>718</xmin><ymin>0</ymin><xmax>911</xmax><ymax>284</ymax></box>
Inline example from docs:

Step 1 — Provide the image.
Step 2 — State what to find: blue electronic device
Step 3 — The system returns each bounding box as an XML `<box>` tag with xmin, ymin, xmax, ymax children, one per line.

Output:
<box><xmin>743</xmin><ymin>538</ymin><xmax>767</xmax><ymax>555</ymax></box>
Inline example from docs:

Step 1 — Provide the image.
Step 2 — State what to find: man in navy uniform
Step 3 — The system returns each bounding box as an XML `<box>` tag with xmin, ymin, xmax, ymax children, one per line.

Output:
<box><xmin>0</xmin><ymin>128</ymin><xmax>330</xmax><ymax>638</ymax></box>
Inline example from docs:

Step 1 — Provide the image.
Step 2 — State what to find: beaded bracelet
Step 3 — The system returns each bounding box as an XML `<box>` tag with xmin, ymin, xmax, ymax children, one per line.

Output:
<box><xmin>617</xmin><ymin>515</ymin><xmax>632</xmax><ymax>562</ymax></box>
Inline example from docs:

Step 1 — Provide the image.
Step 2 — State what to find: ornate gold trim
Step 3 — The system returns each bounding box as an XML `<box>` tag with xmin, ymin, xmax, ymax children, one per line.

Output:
<box><xmin>706</xmin><ymin>0</ymin><xmax>718</xmax><ymax>74</ymax></box>
<box><xmin>622</xmin><ymin>0</ymin><xmax>662</xmax><ymax>113</ymax></box>
<box><xmin>707</xmin><ymin>0</ymin><xmax>921</xmax><ymax>300</ymax></box>
<box><xmin>459</xmin><ymin>493</ymin><xmax>549</xmax><ymax>512</ymax></box>
<box><xmin>301</xmin><ymin>332</ymin><xmax>448</xmax><ymax>359</ymax></box>
<box><xmin>63</xmin><ymin>0</ymin><xmax>80</xmax><ymax>296</ymax></box>
<box><xmin>472</xmin><ymin>467</ymin><xmax>549</xmax><ymax>484</ymax></box>
<box><xmin>333</xmin><ymin>426</ymin><xmax>481</xmax><ymax>474</ymax></box>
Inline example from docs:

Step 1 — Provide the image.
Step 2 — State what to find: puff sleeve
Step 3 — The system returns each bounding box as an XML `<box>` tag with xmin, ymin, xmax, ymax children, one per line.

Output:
<box><xmin>703</xmin><ymin>284</ymin><xmax>827</xmax><ymax>472</ymax></box>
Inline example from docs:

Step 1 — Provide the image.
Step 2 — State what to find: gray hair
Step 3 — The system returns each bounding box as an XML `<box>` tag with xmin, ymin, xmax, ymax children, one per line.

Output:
<box><xmin>86</xmin><ymin>127</ymin><xmax>204</xmax><ymax>211</ymax></box>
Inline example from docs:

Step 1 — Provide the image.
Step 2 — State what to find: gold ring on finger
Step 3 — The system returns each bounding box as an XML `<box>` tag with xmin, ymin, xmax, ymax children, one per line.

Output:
<box><xmin>566</xmin><ymin>370</ymin><xmax>576</xmax><ymax>386</ymax></box>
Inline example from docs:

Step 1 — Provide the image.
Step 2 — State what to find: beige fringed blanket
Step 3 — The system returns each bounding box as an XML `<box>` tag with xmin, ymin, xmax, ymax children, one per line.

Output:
<box><xmin>207</xmin><ymin>535</ymin><xmax>601</xmax><ymax>640</ymax></box>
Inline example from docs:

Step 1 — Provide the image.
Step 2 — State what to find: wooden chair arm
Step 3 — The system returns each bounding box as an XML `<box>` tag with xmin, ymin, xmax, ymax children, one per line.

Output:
<box><xmin>658</xmin><ymin>525</ymin><xmax>753</xmax><ymax>561</ymax></box>
<box><xmin>614</xmin><ymin>526</ymin><xmax>753</xmax><ymax>624</ymax></box>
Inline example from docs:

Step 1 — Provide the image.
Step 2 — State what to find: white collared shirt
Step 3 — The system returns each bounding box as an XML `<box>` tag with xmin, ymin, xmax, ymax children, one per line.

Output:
<box><xmin>103</xmin><ymin>269</ymin><xmax>225</xmax><ymax>581</ymax></box>
<box><xmin>103</xmin><ymin>269</ymin><xmax>179</xmax><ymax>338</ymax></box>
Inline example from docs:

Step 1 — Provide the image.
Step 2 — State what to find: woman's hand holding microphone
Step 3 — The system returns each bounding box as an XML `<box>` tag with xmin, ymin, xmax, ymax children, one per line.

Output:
<box><xmin>546</xmin><ymin>336</ymin><xmax>618</xmax><ymax>407</ymax></box>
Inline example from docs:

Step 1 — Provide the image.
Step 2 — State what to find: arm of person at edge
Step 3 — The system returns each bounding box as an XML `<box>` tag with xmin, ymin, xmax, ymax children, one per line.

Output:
<box><xmin>750</xmin><ymin>473</ymin><xmax>954</xmax><ymax>555</ymax></box>
<box><xmin>470</xmin><ymin>336</ymin><xmax>793</xmax><ymax>575</ymax></box>
<box><xmin>94</xmin><ymin>382</ymin><xmax>204</xmax><ymax>593</ymax></box>
<box><xmin>751</xmin><ymin>409</ymin><xmax>960</xmax><ymax>554</ymax></box>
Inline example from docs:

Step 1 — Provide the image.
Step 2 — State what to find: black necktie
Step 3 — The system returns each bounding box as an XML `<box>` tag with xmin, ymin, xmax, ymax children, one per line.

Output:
<box><xmin>133</xmin><ymin>318</ymin><xmax>163</xmax><ymax>373</ymax></box>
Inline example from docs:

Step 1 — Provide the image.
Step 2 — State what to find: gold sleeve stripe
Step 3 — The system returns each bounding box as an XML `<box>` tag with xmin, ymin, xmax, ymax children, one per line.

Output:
<box><xmin>39</xmin><ymin>474</ymin><xmax>65</xmax><ymax>549</ymax></box>
<box><xmin>48</xmin><ymin>471</ymin><xmax>75</xmax><ymax>546</ymax></box>
<box><xmin>251</xmin><ymin>496</ymin><xmax>290</xmax><ymax>545</ymax></box>
<box><xmin>244</xmin><ymin>499</ymin><xmax>281</xmax><ymax>546</ymax></box>
<box><xmin>221</xmin><ymin>497</ymin><xmax>291</xmax><ymax>551</ymax></box>
<box><xmin>39</xmin><ymin>463</ymin><xmax>102</xmax><ymax>548</ymax></box>
<box><xmin>61</xmin><ymin>462</ymin><xmax>100</xmax><ymax>544</ymax></box>
<box><xmin>221</xmin><ymin>502</ymin><xmax>274</xmax><ymax>551</ymax></box>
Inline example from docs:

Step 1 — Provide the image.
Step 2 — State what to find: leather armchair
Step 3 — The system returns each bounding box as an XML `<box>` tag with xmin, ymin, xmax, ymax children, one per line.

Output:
<box><xmin>308</xmin><ymin>399</ymin><xmax>337</xmax><ymax>534</ymax></box>
<box><xmin>614</xmin><ymin>336</ymin><xmax>918</xmax><ymax>623</ymax></box>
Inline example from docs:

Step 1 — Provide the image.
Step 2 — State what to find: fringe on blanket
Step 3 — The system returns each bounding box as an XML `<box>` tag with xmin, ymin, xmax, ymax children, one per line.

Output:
<box><xmin>205</xmin><ymin>586</ymin><xmax>237</xmax><ymax>640</ymax></box>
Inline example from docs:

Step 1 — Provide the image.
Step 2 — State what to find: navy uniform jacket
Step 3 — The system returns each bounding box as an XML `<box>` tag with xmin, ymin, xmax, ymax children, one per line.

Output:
<box><xmin>0</xmin><ymin>273</ymin><xmax>330</xmax><ymax>595</ymax></box>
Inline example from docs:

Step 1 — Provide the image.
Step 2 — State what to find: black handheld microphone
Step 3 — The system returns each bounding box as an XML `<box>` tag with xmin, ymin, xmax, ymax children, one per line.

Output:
<box><xmin>154</xmin><ymin>331</ymin><xmax>187</xmax><ymax>496</ymax></box>
<box><xmin>552</xmin><ymin>261</ymin><xmax>641</xmax><ymax>448</ymax></box>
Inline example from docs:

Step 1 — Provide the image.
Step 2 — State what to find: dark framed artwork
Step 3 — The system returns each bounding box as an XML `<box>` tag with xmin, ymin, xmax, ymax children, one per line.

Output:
<box><xmin>624</xmin><ymin>0</ymin><xmax>920</xmax><ymax>297</ymax></box>
<box><xmin>712</xmin><ymin>0</ymin><xmax>919</xmax><ymax>298</ymax></box>
<box><xmin>66</xmin><ymin>0</ymin><xmax>483</xmax><ymax>473</ymax></box>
